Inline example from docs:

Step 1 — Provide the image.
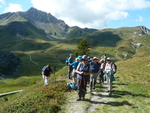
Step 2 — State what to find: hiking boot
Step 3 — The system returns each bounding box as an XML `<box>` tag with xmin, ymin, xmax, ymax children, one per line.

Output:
<box><xmin>82</xmin><ymin>97</ymin><xmax>85</xmax><ymax>101</ymax></box>
<box><xmin>109</xmin><ymin>91</ymin><xmax>112</xmax><ymax>95</ymax></box>
<box><xmin>76</xmin><ymin>98</ymin><xmax>81</xmax><ymax>101</ymax></box>
<box><xmin>106</xmin><ymin>90</ymin><xmax>110</xmax><ymax>92</ymax></box>
<box><xmin>89</xmin><ymin>89</ymin><xmax>92</xmax><ymax>92</ymax></box>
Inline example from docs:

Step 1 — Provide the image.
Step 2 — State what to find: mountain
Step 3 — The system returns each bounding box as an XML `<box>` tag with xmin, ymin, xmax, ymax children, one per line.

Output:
<box><xmin>0</xmin><ymin>7</ymin><xmax>97</xmax><ymax>40</ymax></box>
<box><xmin>0</xmin><ymin>7</ymin><xmax>150</xmax><ymax>67</ymax></box>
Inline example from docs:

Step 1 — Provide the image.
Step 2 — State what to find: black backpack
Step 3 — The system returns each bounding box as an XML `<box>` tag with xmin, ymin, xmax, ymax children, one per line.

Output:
<box><xmin>111</xmin><ymin>63</ymin><xmax>117</xmax><ymax>74</ymax></box>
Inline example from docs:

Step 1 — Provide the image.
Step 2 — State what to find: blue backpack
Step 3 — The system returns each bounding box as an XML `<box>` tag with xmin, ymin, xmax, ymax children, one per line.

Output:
<box><xmin>41</xmin><ymin>66</ymin><xmax>46</xmax><ymax>72</ymax></box>
<box><xmin>65</xmin><ymin>57</ymin><xmax>69</xmax><ymax>66</ymax></box>
<box><xmin>67</xmin><ymin>82</ymin><xmax>78</xmax><ymax>90</ymax></box>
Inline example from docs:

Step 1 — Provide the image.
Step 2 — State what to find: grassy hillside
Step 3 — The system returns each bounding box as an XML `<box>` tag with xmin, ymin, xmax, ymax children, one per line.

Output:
<box><xmin>0</xmin><ymin>66</ymin><xmax>69</xmax><ymax>113</ymax></box>
<box><xmin>103</xmin><ymin>56</ymin><xmax>150</xmax><ymax>113</ymax></box>
<box><xmin>0</xmin><ymin>55</ymin><xmax>150</xmax><ymax>112</ymax></box>
<box><xmin>0</xmin><ymin>10</ymin><xmax>149</xmax><ymax>112</ymax></box>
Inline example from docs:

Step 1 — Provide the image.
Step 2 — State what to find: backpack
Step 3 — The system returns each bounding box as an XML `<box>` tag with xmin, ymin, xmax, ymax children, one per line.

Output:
<box><xmin>65</xmin><ymin>57</ymin><xmax>69</xmax><ymax>66</ymax></box>
<box><xmin>41</xmin><ymin>66</ymin><xmax>46</xmax><ymax>72</ymax></box>
<box><xmin>67</xmin><ymin>82</ymin><xmax>78</xmax><ymax>90</ymax></box>
<box><xmin>111</xmin><ymin>63</ymin><xmax>117</xmax><ymax>74</ymax></box>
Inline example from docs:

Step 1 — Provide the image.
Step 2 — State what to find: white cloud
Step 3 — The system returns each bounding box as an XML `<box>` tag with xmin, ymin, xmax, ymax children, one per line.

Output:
<box><xmin>0</xmin><ymin>0</ymin><xmax>5</xmax><ymax>4</ymax></box>
<box><xmin>31</xmin><ymin>0</ymin><xmax>150</xmax><ymax>29</ymax></box>
<box><xmin>4</xmin><ymin>3</ymin><xmax>23</xmax><ymax>13</ymax></box>
<box><xmin>0</xmin><ymin>0</ymin><xmax>5</xmax><ymax>8</ymax></box>
<box><xmin>135</xmin><ymin>16</ymin><xmax>144</xmax><ymax>22</ymax></box>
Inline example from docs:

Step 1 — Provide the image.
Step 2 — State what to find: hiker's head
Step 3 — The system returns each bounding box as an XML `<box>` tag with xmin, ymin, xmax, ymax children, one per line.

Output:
<box><xmin>106</xmin><ymin>57</ymin><xmax>111</xmax><ymax>63</ymax></box>
<box><xmin>93</xmin><ymin>57</ymin><xmax>99</xmax><ymax>62</ymax></box>
<box><xmin>46</xmin><ymin>65</ymin><xmax>50</xmax><ymax>70</ymax></box>
<box><xmin>81</xmin><ymin>55</ymin><xmax>88</xmax><ymax>61</ymax></box>
<box><xmin>70</xmin><ymin>54</ymin><xmax>73</xmax><ymax>58</ymax></box>
<box><xmin>77</xmin><ymin>56</ymin><xmax>82</xmax><ymax>61</ymax></box>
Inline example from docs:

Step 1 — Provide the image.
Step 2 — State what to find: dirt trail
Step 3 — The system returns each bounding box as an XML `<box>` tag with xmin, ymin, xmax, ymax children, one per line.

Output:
<box><xmin>64</xmin><ymin>82</ymin><xmax>113</xmax><ymax>113</ymax></box>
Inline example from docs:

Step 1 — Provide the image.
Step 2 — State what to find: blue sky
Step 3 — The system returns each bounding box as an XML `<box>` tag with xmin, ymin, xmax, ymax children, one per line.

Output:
<box><xmin>0</xmin><ymin>0</ymin><xmax>150</xmax><ymax>29</ymax></box>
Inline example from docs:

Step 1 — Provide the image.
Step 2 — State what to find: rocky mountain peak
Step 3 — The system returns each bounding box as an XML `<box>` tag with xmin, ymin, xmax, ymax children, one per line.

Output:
<box><xmin>26</xmin><ymin>7</ymin><xmax>59</xmax><ymax>23</ymax></box>
<box><xmin>139</xmin><ymin>26</ymin><xmax>150</xmax><ymax>35</ymax></box>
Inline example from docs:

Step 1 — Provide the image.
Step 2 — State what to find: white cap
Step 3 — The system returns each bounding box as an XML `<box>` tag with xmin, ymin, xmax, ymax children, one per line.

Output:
<box><xmin>106</xmin><ymin>57</ymin><xmax>111</xmax><ymax>61</ymax></box>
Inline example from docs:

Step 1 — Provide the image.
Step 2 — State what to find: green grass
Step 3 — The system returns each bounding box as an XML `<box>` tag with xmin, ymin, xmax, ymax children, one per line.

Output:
<box><xmin>0</xmin><ymin>66</ymin><xmax>69</xmax><ymax>113</ymax></box>
<box><xmin>92</xmin><ymin>56</ymin><xmax>150</xmax><ymax>113</ymax></box>
<box><xmin>0</xmin><ymin>55</ymin><xmax>150</xmax><ymax>113</ymax></box>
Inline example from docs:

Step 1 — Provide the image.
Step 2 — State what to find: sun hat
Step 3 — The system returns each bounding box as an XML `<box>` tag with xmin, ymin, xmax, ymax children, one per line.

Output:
<box><xmin>77</xmin><ymin>56</ymin><xmax>82</xmax><ymax>60</ymax></box>
<box><xmin>70</xmin><ymin>54</ymin><xmax>73</xmax><ymax>56</ymax></box>
<box><xmin>81</xmin><ymin>55</ymin><xmax>88</xmax><ymax>60</ymax></box>
<box><xmin>106</xmin><ymin>57</ymin><xmax>111</xmax><ymax>61</ymax></box>
<box><xmin>93</xmin><ymin>57</ymin><xmax>98</xmax><ymax>60</ymax></box>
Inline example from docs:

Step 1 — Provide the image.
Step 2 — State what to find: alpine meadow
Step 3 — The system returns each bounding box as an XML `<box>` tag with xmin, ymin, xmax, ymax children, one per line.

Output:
<box><xmin>0</xmin><ymin>8</ymin><xmax>150</xmax><ymax>113</ymax></box>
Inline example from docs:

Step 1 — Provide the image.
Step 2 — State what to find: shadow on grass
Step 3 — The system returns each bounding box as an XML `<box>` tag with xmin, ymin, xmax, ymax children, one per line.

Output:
<box><xmin>112</xmin><ymin>90</ymin><xmax>149</xmax><ymax>98</ymax></box>
<box><xmin>113</xmin><ymin>83</ymin><xmax>128</xmax><ymax>85</ymax></box>
<box><xmin>87</xmin><ymin>99</ymin><xmax>136</xmax><ymax>108</ymax></box>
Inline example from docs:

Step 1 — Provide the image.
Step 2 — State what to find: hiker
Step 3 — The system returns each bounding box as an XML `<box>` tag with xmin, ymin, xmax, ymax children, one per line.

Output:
<box><xmin>104</xmin><ymin>57</ymin><xmax>115</xmax><ymax>94</ymax></box>
<box><xmin>98</xmin><ymin>59</ymin><xmax>105</xmax><ymax>84</ymax></box>
<box><xmin>42</xmin><ymin>64</ymin><xmax>53</xmax><ymax>85</ymax></box>
<box><xmin>70</xmin><ymin>56</ymin><xmax>82</xmax><ymax>84</ymax></box>
<box><xmin>86</xmin><ymin>56</ymin><xmax>92</xmax><ymax>84</ymax></box>
<box><xmin>75</xmin><ymin>55</ymin><xmax>92</xmax><ymax>101</ymax></box>
<box><xmin>89</xmin><ymin>57</ymin><xmax>100</xmax><ymax>91</ymax></box>
<box><xmin>67</xmin><ymin>54</ymin><xmax>74</xmax><ymax>79</ymax></box>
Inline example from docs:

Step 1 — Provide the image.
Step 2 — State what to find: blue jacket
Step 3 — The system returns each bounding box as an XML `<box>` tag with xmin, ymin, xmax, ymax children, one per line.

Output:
<box><xmin>90</xmin><ymin>62</ymin><xmax>100</xmax><ymax>73</ymax></box>
<box><xmin>68</xmin><ymin>57</ymin><xmax>74</xmax><ymax>64</ymax></box>
<box><xmin>70</xmin><ymin>61</ymin><xmax>80</xmax><ymax>70</ymax></box>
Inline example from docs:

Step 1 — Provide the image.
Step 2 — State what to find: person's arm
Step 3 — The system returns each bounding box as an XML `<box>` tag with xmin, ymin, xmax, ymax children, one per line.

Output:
<box><xmin>75</xmin><ymin>63</ymin><xmax>83</xmax><ymax>74</ymax></box>
<box><xmin>70</xmin><ymin>61</ymin><xmax>75</xmax><ymax>66</ymax></box>
<box><xmin>83</xmin><ymin>70</ymin><xmax>92</xmax><ymax>75</ymax></box>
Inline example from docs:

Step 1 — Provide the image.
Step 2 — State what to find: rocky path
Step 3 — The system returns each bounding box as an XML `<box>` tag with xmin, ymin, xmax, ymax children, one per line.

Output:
<box><xmin>64</xmin><ymin>82</ymin><xmax>113</xmax><ymax>113</ymax></box>
<box><xmin>87</xmin><ymin>83</ymin><xmax>112</xmax><ymax>112</ymax></box>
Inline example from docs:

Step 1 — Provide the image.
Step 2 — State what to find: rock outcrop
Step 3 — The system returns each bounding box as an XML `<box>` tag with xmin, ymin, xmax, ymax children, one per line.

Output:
<box><xmin>0</xmin><ymin>52</ymin><xmax>22</xmax><ymax>79</ymax></box>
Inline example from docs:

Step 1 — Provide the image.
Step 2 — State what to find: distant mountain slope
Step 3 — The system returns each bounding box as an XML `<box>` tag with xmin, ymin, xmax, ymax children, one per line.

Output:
<box><xmin>0</xmin><ymin>21</ymin><xmax>53</xmax><ymax>51</ymax></box>
<box><xmin>0</xmin><ymin>7</ymin><xmax>97</xmax><ymax>40</ymax></box>
<box><xmin>0</xmin><ymin>7</ymin><xmax>149</xmax><ymax>60</ymax></box>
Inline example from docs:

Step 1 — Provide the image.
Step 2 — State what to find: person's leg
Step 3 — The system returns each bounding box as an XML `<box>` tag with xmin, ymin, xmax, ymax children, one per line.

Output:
<box><xmin>110</xmin><ymin>83</ymin><xmax>112</xmax><ymax>91</ymax></box>
<box><xmin>74</xmin><ymin>72</ymin><xmax>77</xmax><ymax>85</ymax></box>
<box><xmin>72</xmin><ymin>70</ymin><xmax>75</xmax><ymax>83</ymax></box>
<box><xmin>89</xmin><ymin>74</ymin><xmax>94</xmax><ymax>91</ymax></box>
<box><xmin>93</xmin><ymin>73</ymin><xmax>98</xmax><ymax>89</ymax></box>
<box><xmin>97</xmin><ymin>72</ymin><xmax>101</xmax><ymax>83</ymax></box>
<box><xmin>68</xmin><ymin>66</ymin><xmax>72</xmax><ymax>79</ymax></box>
<box><xmin>77</xmin><ymin>78</ymin><xmax>81</xmax><ymax>101</ymax></box>
<box><xmin>44</xmin><ymin>76</ymin><xmax>49</xmax><ymax>85</ymax></box>
<box><xmin>101</xmin><ymin>72</ymin><xmax>104</xmax><ymax>83</ymax></box>
<box><xmin>107</xmin><ymin>73</ymin><xmax>111</xmax><ymax>91</ymax></box>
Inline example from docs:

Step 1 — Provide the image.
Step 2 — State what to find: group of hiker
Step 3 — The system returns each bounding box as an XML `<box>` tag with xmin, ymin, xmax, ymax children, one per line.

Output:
<box><xmin>66</xmin><ymin>54</ymin><xmax>116</xmax><ymax>101</ymax></box>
